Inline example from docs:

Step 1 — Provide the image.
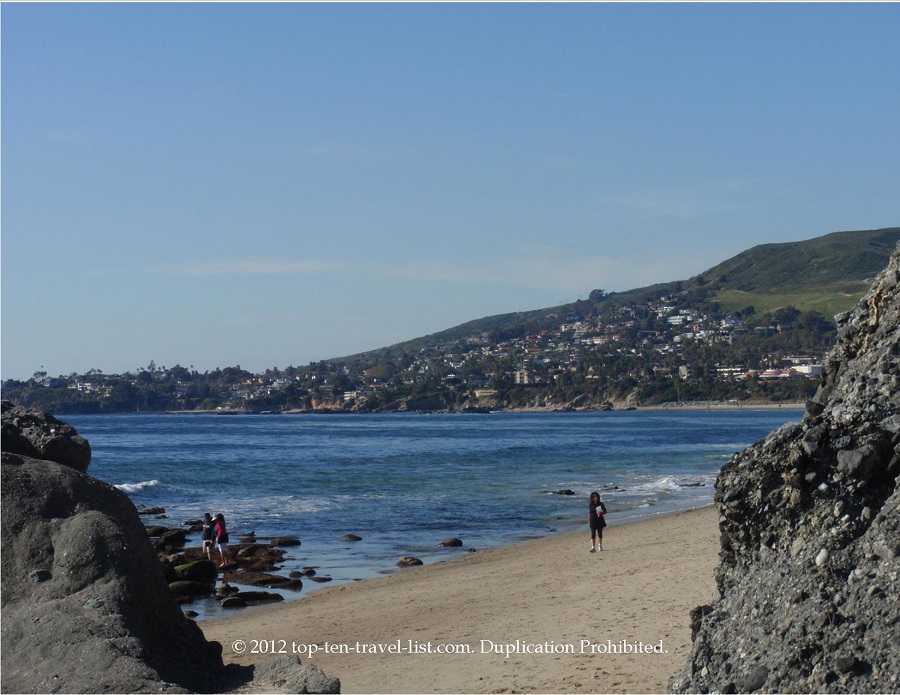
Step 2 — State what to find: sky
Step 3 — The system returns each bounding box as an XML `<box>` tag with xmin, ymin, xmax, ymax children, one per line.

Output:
<box><xmin>3</xmin><ymin>3</ymin><xmax>900</xmax><ymax>381</ymax></box>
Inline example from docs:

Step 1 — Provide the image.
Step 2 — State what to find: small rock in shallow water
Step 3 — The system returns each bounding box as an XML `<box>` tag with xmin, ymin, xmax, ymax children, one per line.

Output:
<box><xmin>815</xmin><ymin>548</ymin><xmax>829</xmax><ymax>566</ymax></box>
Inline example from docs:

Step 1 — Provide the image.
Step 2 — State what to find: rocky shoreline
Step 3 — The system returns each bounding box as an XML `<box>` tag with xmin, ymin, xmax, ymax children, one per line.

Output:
<box><xmin>161</xmin><ymin>399</ymin><xmax>805</xmax><ymax>416</ymax></box>
<box><xmin>0</xmin><ymin>401</ymin><xmax>340</xmax><ymax>694</ymax></box>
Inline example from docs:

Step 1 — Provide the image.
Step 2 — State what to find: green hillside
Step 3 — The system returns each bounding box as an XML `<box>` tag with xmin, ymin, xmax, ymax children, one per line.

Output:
<box><xmin>700</xmin><ymin>228</ymin><xmax>900</xmax><ymax>292</ymax></box>
<box><xmin>337</xmin><ymin>227</ymin><xmax>899</xmax><ymax>364</ymax></box>
<box><xmin>696</xmin><ymin>227</ymin><xmax>899</xmax><ymax>316</ymax></box>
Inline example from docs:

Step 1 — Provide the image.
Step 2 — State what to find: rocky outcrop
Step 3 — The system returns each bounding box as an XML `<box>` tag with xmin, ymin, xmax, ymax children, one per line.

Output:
<box><xmin>1</xmin><ymin>400</ymin><xmax>92</xmax><ymax>472</ymax></box>
<box><xmin>1</xmin><ymin>404</ymin><xmax>340</xmax><ymax>693</ymax></box>
<box><xmin>1</xmin><ymin>451</ymin><xmax>224</xmax><ymax>693</ymax></box>
<box><xmin>670</xmin><ymin>247</ymin><xmax>900</xmax><ymax>694</ymax></box>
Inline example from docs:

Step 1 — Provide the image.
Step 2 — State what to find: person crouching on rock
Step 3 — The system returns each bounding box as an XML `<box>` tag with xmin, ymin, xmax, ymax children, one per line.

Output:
<box><xmin>201</xmin><ymin>512</ymin><xmax>214</xmax><ymax>560</ymax></box>
<box><xmin>213</xmin><ymin>513</ymin><xmax>230</xmax><ymax>568</ymax></box>
<box><xmin>589</xmin><ymin>491</ymin><xmax>607</xmax><ymax>553</ymax></box>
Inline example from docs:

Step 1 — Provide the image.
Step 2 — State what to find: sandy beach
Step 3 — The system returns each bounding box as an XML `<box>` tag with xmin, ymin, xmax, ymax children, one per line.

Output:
<box><xmin>200</xmin><ymin>505</ymin><xmax>721</xmax><ymax>694</ymax></box>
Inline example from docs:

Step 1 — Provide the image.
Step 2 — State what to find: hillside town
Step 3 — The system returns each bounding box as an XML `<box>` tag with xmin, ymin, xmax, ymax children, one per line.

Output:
<box><xmin>4</xmin><ymin>295</ymin><xmax>832</xmax><ymax>414</ymax></box>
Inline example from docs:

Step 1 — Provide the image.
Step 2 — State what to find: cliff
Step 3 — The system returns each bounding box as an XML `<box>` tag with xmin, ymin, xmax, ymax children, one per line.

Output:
<box><xmin>670</xmin><ymin>247</ymin><xmax>900</xmax><ymax>693</ymax></box>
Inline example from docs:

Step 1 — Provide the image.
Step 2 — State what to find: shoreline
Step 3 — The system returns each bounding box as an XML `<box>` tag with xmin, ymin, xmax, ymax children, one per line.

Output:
<box><xmin>200</xmin><ymin>505</ymin><xmax>721</xmax><ymax>694</ymax></box>
<box><xmin>159</xmin><ymin>401</ymin><xmax>805</xmax><ymax>415</ymax></box>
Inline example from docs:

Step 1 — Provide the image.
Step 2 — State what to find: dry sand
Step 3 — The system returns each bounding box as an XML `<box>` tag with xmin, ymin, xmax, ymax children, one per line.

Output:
<box><xmin>200</xmin><ymin>506</ymin><xmax>721</xmax><ymax>694</ymax></box>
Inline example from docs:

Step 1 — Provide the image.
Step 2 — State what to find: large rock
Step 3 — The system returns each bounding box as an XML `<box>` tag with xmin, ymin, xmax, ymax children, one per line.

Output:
<box><xmin>174</xmin><ymin>559</ymin><xmax>219</xmax><ymax>583</ymax></box>
<box><xmin>1</xmin><ymin>400</ymin><xmax>92</xmax><ymax>472</ymax></box>
<box><xmin>670</xmin><ymin>247</ymin><xmax>900</xmax><ymax>693</ymax></box>
<box><xmin>1</xmin><ymin>451</ymin><xmax>224</xmax><ymax>693</ymax></box>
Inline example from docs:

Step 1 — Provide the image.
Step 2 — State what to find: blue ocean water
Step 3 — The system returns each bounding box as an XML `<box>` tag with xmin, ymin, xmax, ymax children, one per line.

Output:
<box><xmin>65</xmin><ymin>409</ymin><xmax>801</xmax><ymax>617</ymax></box>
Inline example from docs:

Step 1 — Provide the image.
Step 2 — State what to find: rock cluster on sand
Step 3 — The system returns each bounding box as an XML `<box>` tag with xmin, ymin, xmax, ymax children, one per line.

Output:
<box><xmin>670</xmin><ymin>247</ymin><xmax>900</xmax><ymax>694</ymax></box>
<box><xmin>1</xmin><ymin>401</ymin><xmax>340</xmax><ymax>693</ymax></box>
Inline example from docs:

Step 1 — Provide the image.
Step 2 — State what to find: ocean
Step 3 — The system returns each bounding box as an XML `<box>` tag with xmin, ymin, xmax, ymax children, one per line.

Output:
<box><xmin>64</xmin><ymin>409</ymin><xmax>802</xmax><ymax>618</ymax></box>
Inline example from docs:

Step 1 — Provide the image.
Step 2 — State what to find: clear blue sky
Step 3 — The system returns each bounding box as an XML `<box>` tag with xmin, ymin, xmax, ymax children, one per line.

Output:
<box><xmin>3</xmin><ymin>3</ymin><xmax>899</xmax><ymax>381</ymax></box>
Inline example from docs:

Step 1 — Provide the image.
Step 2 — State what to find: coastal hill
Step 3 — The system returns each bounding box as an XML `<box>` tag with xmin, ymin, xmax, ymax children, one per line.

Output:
<box><xmin>699</xmin><ymin>226</ymin><xmax>900</xmax><ymax>317</ymax></box>
<box><xmin>670</xmin><ymin>246</ymin><xmax>900</xmax><ymax>692</ymax></box>
<box><xmin>336</xmin><ymin>226</ymin><xmax>900</xmax><ymax>365</ymax></box>
<box><xmin>3</xmin><ymin>226</ymin><xmax>898</xmax><ymax>414</ymax></box>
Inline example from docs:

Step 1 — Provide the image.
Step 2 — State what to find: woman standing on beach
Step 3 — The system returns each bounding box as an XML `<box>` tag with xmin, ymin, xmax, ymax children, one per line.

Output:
<box><xmin>213</xmin><ymin>513</ymin><xmax>230</xmax><ymax>568</ymax></box>
<box><xmin>201</xmin><ymin>512</ymin><xmax>214</xmax><ymax>560</ymax></box>
<box><xmin>589</xmin><ymin>491</ymin><xmax>607</xmax><ymax>553</ymax></box>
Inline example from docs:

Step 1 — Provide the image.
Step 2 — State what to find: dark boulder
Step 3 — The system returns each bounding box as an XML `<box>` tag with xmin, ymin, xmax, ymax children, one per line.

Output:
<box><xmin>270</xmin><ymin>536</ymin><xmax>302</xmax><ymax>547</ymax></box>
<box><xmin>1</xmin><ymin>400</ymin><xmax>91</xmax><ymax>472</ymax></box>
<box><xmin>1</xmin><ymin>451</ymin><xmax>223</xmax><ymax>693</ymax></box>
<box><xmin>215</xmin><ymin>583</ymin><xmax>240</xmax><ymax>598</ymax></box>
<box><xmin>234</xmin><ymin>543</ymin><xmax>288</xmax><ymax>571</ymax></box>
<box><xmin>174</xmin><ymin>560</ymin><xmax>218</xmax><ymax>583</ymax></box>
<box><xmin>169</xmin><ymin>580</ymin><xmax>217</xmax><ymax>597</ymax></box>
<box><xmin>397</xmin><ymin>556</ymin><xmax>423</xmax><ymax>567</ymax></box>
<box><xmin>234</xmin><ymin>590</ymin><xmax>285</xmax><ymax>603</ymax></box>
<box><xmin>439</xmin><ymin>538</ymin><xmax>464</xmax><ymax>547</ymax></box>
<box><xmin>155</xmin><ymin>528</ymin><xmax>188</xmax><ymax>549</ymax></box>
<box><xmin>223</xmin><ymin>569</ymin><xmax>302</xmax><ymax>590</ymax></box>
<box><xmin>183</xmin><ymin>518</ymin><xmax>205</xmax><ymax>532</ymax></box>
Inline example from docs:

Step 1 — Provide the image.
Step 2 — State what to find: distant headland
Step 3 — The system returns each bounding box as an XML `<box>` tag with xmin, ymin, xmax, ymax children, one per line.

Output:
<box><xmin>4</xmin><ymin>228</ymin><xmax>897</xmax><ymax>415</ymax></box>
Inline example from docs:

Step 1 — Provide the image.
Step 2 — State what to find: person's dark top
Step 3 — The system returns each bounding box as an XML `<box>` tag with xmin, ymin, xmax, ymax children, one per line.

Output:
<box><xmin>589</xmin><ymin>500</ymin><xmax>607</xmax><ymax>529</ymax></box>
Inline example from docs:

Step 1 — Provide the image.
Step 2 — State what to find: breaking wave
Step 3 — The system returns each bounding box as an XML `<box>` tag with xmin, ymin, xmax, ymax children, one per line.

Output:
<box><xmin>115</xmin><ymin>479</ymin><xmax>161</xmax><ymax>494</ymax></box>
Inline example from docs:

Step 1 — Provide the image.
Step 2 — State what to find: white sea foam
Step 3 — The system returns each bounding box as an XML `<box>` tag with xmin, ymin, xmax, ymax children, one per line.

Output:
<box><xmin>115</xmin><ymin>479</ymin><xmax>161</xmax><ymax>494</ymax></box>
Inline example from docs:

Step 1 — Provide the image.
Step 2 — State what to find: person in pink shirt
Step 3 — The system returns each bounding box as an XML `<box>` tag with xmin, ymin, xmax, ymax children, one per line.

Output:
<box><xmin>212</xmin><ymin>513</ymin><xmax>230</xmax><ymax>568</ymax></box>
